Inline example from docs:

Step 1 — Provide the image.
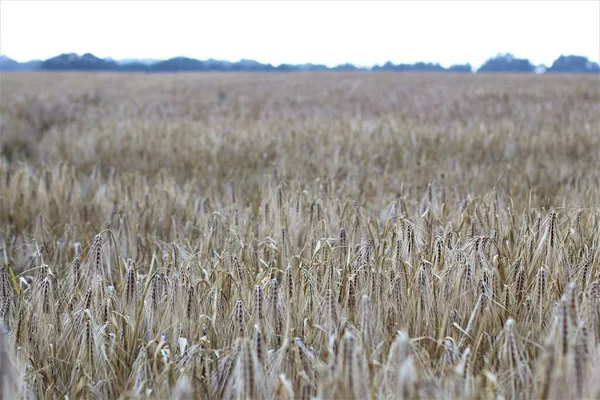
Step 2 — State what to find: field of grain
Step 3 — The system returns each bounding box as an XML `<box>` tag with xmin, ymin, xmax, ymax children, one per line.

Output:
<box><xmin>0</xmin><ymin>72</ymin><xmax>599</xmax><ymax>399</ymax></box>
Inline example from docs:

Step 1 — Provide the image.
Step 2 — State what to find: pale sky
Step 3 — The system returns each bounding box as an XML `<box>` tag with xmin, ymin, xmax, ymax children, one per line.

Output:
<box><xmin>1</xmin><ymin>0</ymin><xmax>599</xmax><ymax>68</ymax></box>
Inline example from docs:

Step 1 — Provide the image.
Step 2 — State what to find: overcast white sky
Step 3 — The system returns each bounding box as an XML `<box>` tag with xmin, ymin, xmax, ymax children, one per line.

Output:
<box><xmin>1</xmin><ymin>0</ymin><xmax>599</xmax><ymax>68</ymax></box>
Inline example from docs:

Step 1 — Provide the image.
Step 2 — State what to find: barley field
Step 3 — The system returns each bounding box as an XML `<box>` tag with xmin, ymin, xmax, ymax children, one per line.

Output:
<box><xmin>0</xmin><ymin>72</ymin><xmax>599</xmax><ymax>399</ymax></box>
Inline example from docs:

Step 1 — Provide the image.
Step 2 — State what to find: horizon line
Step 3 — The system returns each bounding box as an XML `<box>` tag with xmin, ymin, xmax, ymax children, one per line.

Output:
<box><xmin>2</xmin><ymin>51</ymin><xmax>600</xmax><ymax>70</ymax></box>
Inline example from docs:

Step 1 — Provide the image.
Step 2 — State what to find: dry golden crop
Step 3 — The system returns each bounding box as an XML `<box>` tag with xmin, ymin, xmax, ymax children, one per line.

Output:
<box><xmin>0</xmin><ymin>71</ymin><xmax>599</xmax><ymax>399</ymax></box>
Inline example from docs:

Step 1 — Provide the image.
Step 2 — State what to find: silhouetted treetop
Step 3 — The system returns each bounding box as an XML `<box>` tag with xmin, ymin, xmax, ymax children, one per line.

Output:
<box><xmin>546</xmin><ymin>55</ymin><xmax>600</xmax><ymax>73</ymax></box>
<box><xmin>447</xmin><ymin>63</ymin><xmax>473</xmax><ymax>73</ymax></box>
<box><xmin>0</xmin><ymin>55</ymin><xmax>41</xmax><ymax>71</ymax></box>
<box><xmin>41</xmin><ymin>53</ymin><xmax>119</xmax><ymax>71</ymax></box>
<box><xmin>477</xmin><ymin>53</ymin><xmax>536</xmax><ymax>73</ymax></box>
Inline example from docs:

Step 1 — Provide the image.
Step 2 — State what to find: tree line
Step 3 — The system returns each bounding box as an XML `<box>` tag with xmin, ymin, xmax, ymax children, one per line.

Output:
<box><xmin>1</xmin><ymin>52</ymin><xmax>598</xmax><ymax>73</ymax></box>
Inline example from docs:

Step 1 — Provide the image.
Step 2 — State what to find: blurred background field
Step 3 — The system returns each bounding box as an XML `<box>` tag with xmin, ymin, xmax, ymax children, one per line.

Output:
<box><xmin>2</xmin><ymin>72</ymin><xmax>599</xmax><ymax>212</ymax></box>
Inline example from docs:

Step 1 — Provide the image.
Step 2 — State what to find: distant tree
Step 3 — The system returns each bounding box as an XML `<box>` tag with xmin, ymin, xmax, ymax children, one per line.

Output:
<box><xmin>304</xmin><ymin>64</ymin><xmax>329</xmax><ymax>71</ymax></box>
<box><xmin>373</xmin><ymin>61</ymin><xmax>446</xmax><ymax>72</ymax></box>
<box><xmin>231</xmin><ymin>60</ymin><xmax>275</xmax><ymax>71</ymax></box>
<box><xmin>148</xmin><ymin>57</ymin><xmax>206</xmax><ymax>72</ymax></box>
<box><xmin>372</xmin><ymin>61</ymin><xmax>396</xmax><ymax>71</ymax></box>
<box><xmin>477</xmin><ymin>53</ymin><xmax>535</xmax><ymax>73</ymax></box>
<box><xmin>546</xmin><ymin>55</ymin><xmax>600</xmax><ymax>73</ymax></box>
<box><xmin>275</xmin><ymin>64</ymin><xmax>295</xmax><ymax>72</ymax></box>
<box><xmin>447</xmin><ymin>63</ymin><xmax>472</xmax><ymax>73</ymax></box>
<box><xmin>333</xmin><ymin>63</ymin><xmax>362</xmax><ymax>71</ymax></box>
<box><xmin>41</xmin><ymin>53</ymin><xmax>118</xmax><ymax>71</ymax></box>
<box><xmin>0</xmin><ymin>55</ymin><xmax>41</xmax><ymax>71</ymax></box>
